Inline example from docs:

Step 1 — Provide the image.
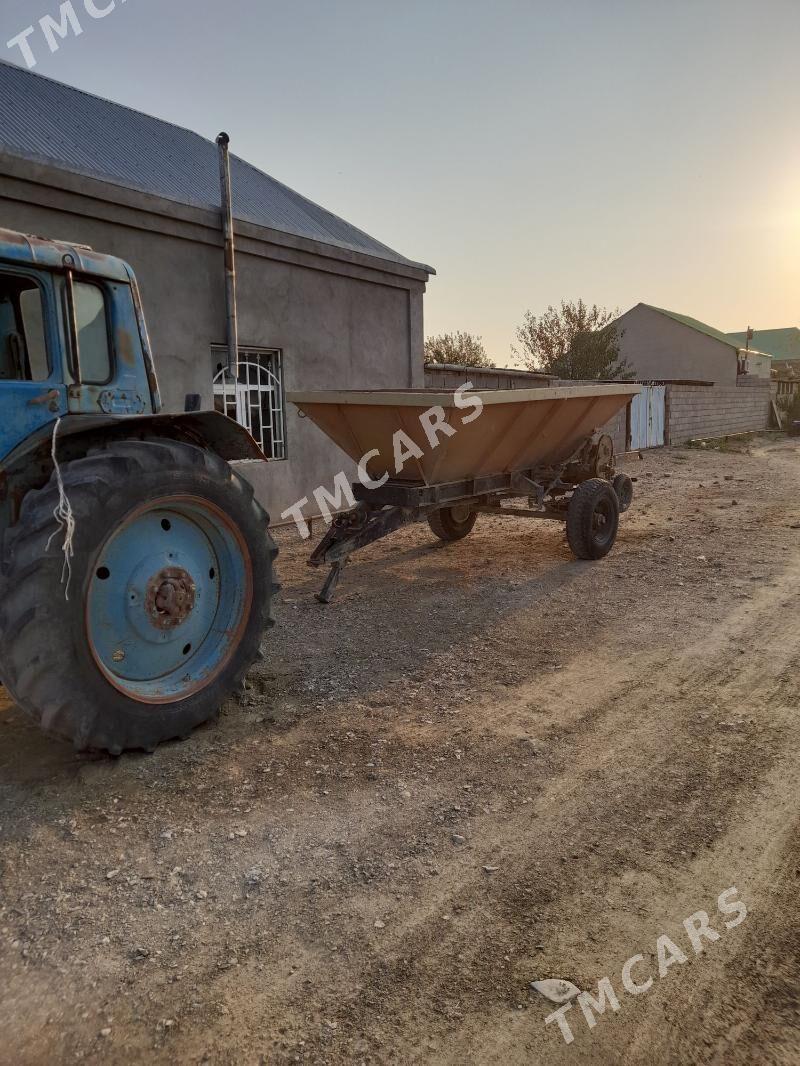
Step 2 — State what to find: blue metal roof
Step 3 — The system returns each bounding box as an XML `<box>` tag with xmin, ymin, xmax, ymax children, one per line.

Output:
<box><xmin>0</xmin><ymin>61</ymin><xmax>433</xmax><ymax>275</ymax></box>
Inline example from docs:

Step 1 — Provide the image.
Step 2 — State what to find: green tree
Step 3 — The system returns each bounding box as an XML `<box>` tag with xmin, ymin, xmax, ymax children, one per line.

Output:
<box><xmin>512</xmin><ymin>300</ymin><xmax>634</xmax><ymax>380</ymax></box>
<box><xmin>425</xmin><ymin>331</ymin><xmax>491</xmax><ymax>368</ymax></box>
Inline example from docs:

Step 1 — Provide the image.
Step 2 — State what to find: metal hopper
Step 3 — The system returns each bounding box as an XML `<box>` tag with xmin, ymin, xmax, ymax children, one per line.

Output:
<box><xmin>288</xmin><ymin>384</ymin><xmax>640</xmax><ymax>484</ymax></box>
<box><xmin>288</xmin><ymin>383</ymin><xmax>641</xmax><ymax>603</ymax></box>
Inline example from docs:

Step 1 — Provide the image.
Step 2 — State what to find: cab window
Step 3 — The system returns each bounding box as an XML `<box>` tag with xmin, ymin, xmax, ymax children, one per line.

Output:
<box><xmin>0</xmin><ymin>274</ymin><xmax>49</xmax><ymax>382</ymax></box>
<box><xmin>74</xmin><ymin>281</ymin><xmax>112</xmax><ymax>384</ymax></box>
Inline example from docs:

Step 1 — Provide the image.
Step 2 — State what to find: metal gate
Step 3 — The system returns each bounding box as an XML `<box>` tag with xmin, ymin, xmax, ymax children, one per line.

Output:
<box><xmin>630</xmin><ymin>385</ymin><xmax>665</xmax><ymax>449</ymax></box>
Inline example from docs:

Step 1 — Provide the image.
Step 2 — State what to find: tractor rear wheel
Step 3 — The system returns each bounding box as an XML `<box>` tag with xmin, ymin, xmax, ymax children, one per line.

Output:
<box><xmin>0</xmin><ymin>439</ymin><xmax>277</xmax><ymax>753</ymax></box>
<box><xmin>427</xmin><ymin>504</ymin><xmax>478</xmax><ymax>542</ymax></box>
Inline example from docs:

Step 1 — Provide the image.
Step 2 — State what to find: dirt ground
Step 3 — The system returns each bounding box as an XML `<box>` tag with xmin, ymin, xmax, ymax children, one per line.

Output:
<box><xmin>1</xmin><ymin>437</ymin><xmax>799</xmax><ymax>1065</ymax></box>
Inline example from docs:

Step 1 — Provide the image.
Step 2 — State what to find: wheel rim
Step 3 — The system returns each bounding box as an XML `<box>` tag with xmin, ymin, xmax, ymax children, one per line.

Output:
<box><xmin>590</xmin><ymin>497</ymin><xmax>616</xmax><ymax>548</ymax></box>
<box><xmin>86</xmin><ymin>495</ymin><xmax>252</xmax><ymax>704</ymax></box>
<box><xmin>450</xmin><ymin>503</ymin><xmax>472</xmax><ymax>524</ymax></box>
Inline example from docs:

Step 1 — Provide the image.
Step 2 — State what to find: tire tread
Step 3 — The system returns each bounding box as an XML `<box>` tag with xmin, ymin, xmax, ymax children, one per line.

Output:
<box><xmin>566</xmin><ymin>478</ymin><xmax>620</xmax><ymax>560</ymax></box>
<box><xmin>0</xmin><ymin>438</ymin><xmax>277</xmax><ymax>752</ymax></box>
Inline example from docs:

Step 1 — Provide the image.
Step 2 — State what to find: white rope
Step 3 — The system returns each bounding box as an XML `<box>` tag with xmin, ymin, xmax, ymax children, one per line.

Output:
<box><xmin>45</xmin><ymin>417</ymin><xmax>76</xmax><ymax>600</ymax></box>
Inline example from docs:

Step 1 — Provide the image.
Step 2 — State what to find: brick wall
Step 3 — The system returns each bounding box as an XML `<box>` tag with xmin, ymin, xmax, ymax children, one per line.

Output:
<box><xmin>666</xmin><ymin>381</ymin><xmax>771</xmax><ymax>443</ymax></box>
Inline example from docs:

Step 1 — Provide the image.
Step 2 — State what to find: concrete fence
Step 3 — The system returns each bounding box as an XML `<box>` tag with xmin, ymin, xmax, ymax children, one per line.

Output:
<box><xmin>595</xmin><ymin>406</ymin><xmax>628</xmax><ymax>456</ymax></box>
<box><xmin>580</xmin><ymin>377</ymin><xmax>772</xmax><ymax>451</ymax></box>
<box><xmin>665</xmin><ymin>380</ymin><xmax>772</xmax><ymax>444</ymax></box>
<box><xmin>424</xmin><ymin>362</ymin><xmax>553</xmax><ymax>390</ymax></box>
<box><xmin>424</xmin><ymin>364</ymin><xmax>773</xmax><ymax>451</ymax></box>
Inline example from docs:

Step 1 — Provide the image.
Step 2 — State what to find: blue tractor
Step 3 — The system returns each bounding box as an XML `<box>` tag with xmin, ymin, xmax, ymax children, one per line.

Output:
<box><xmin>0</xmin><ymin>229</ymin><xmax>277</xmax><ymax>753</ymax></box>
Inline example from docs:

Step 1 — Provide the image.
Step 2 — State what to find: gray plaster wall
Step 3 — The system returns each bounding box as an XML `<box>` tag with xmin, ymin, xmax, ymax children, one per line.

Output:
<box><xmin>0</xmin><ymin>153</ymin><xmax>430</xmax><ymax>520</ymax></box>
<box><xmin>616</xmin><ymin>304</ymin><xmax>738</xmax><ymax>385</ymax></box>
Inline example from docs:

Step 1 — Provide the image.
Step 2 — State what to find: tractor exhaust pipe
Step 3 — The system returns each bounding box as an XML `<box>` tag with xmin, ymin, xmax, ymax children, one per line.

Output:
<box><xmin>216</xmin><ymin>132</ymin><xmax>239</xmax><ymax>380</ymax></box>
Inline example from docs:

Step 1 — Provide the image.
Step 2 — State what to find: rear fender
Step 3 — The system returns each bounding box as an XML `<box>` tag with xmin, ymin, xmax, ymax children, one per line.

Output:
<box><xmin>0</xmin><ymin>412</ymin><xmax>265</xmax><ymax>531</ymax></box>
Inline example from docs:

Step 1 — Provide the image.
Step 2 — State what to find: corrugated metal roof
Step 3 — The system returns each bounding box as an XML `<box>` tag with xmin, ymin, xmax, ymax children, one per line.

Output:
<box><xmin>641</xmin><ymin>304</ymin><xmax>741</xmax><ymax>350</ymax></box>
<box><xmin>0</xmin><ymin>60</ymin><xmax>433</xmax><ymax>275</ymax></box>
<box><xmin>725</xmin><ymin>327</ymin><xmax>800</xmax><ymax>363</ymax></box>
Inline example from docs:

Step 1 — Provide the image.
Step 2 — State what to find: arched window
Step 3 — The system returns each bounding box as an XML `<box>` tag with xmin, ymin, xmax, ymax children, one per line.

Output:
<box><xmin>212</xmin><ymin>346</ymin><xmax>286</xmax><ymax>460</ymax></box>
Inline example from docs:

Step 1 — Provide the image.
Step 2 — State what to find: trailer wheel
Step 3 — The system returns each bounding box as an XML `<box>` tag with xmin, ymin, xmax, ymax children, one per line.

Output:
<box><xmin>566</xmin><ymin>479</ymin><xmax>619</xmax><ymax>560</ymax></box>
<box><xmin>427</xmin><ymin>504</ymin><xmax>478</xmax><ymax>542</ymax></box>
<box><xmin>0</xmin><ymin>439</ymin><xmax>277</xmax><ymax>753</ymax></box>
<box><xmin>612</xmin><ymin>473</ymin><xmax>634</xmax><ymax>513</ymax></box>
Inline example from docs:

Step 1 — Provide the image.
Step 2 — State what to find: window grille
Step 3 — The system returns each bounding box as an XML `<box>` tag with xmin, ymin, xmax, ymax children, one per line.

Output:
<box><xmin>212</xmin><ymin>346</ymin><xmax>286</xmax><ymax>460</ymax></box>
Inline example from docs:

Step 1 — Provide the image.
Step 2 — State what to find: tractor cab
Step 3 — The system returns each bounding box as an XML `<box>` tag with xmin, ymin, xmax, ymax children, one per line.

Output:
<box><xmin>0</xmin><ymin>229</ymin><xmax>158</xmax><ymax>462</ymax></box>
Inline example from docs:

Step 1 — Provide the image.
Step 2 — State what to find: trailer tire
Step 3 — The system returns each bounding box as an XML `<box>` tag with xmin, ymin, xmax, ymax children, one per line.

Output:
<box><xmin>0</xmin><ymin>439</ymin><xmax>278</xmax><ymax>753</ymax></box>
<box><xmin>427</xmin><ymin>504</ymin><xmax>478</xmax><ymax>542</ymax></box>
<box><xmin>566</xmin><ymin>478</ymin><xmax>619</xmax><ymax>560</ymax></box>
<box><xmin>612</xmin><ymin>473</ymin><xmax>634</xmax><ymax>513</ymax></box>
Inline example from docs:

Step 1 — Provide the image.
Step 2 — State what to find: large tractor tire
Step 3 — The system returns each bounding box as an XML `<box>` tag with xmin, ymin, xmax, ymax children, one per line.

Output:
<box><xmin>0</xmin><ymin>439</ymin><xmax>277</xmax><ymax>753</ymax></box>
<box><xmin>566</xmin><ymin>478</ymin><xmax>620</xmax><ymax>560</ymax></box>
<box><xmin>427</xmin><ymin>504</ymin><xmax>478</xmax><ymax>542</ymax></box>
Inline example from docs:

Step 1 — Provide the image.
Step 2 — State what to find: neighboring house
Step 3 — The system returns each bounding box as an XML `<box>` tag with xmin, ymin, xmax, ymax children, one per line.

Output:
<box><xmin>739</xmin><ymin>349</ymin><xmax>773</xmax><ymax>379</ymax></box>
<box><xmin>725</xmin><ymin>327</ymin><xmax>800</xmax><ymax>368</ymax></box>
<box><xmin>725</xmin><ymin>329</ymin><xmax>800</xmax><ymax>401</ymax></box>
<box><xmin>613</xmin><ymin>303</ymin><xmax>771</xmax><ymax>384</ymax></box>
<box><xmin>0</xmin><ymin>60</ymin><xmax>434</xmax><ymax>519</ymax></box>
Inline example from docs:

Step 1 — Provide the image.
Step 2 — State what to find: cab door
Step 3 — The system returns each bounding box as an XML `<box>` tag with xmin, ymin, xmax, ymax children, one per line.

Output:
<box><xmin>62</xmin><ymin>276</ymin><xmax>147</xmax><ymax>416</ymax></box>
<box><xmin>0</xmin><ymin>266</ymin><xmax>68</xmax><ymax>460</ymax></box>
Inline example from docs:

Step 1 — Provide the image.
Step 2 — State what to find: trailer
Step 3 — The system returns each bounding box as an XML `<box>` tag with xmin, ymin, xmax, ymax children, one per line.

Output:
<box><xmin>289</xmin><ymin>384</ymin><xmax>640</xmax><ymax>602</ymax></box>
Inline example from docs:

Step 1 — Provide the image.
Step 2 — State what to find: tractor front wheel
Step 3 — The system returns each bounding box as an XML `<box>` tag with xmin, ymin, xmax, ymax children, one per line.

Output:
<box><xmin>0</xmin><ymin>439</ymin><xmax>277</xmax><ymax>753</ymax></box>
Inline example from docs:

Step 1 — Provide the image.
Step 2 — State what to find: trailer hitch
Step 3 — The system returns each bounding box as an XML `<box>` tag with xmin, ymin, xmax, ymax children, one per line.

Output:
<box><xmin>309</xmin><ymin>503</ymin><xmax>416</xmax><ymax>603</ymax></box>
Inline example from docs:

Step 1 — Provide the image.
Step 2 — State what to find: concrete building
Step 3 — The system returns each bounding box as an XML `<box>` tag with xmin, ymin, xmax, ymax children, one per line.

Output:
<box><xmin>614</xmin><ymin>303</ymin><xmax>771</xmax><ymax>384</ymax></box>
<box><xmin>609</xmin><ymin>303</ymin><xmax>775</xmax><ymax>444</ymax></box>
<box><xmin>0</xmin><ymin>61</ymin><xmax>434</xmax><ymax>519</ymax></box>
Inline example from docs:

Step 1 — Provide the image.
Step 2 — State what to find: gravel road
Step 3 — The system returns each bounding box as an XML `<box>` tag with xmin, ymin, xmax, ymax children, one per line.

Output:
<box><xmin>1</xmin><ymin>437</ymin><xmax>799</xmax><ymax>1065</ymax></box>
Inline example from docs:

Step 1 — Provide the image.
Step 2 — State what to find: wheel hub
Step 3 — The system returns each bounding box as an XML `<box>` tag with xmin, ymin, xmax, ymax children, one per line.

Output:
<box><xmin>591</xmin><ymin>434</ymin><xmax>615</xmax><ymax>478</ymax></box>
<box><xmin>87</xmin><ymin>497</ymin><xmax>251</xmax><ymax>702</ymax></box>
<box><xmin>146</xmin><ymin>567</ymin><xmax>196</xmax><ymax>630</ymax></box>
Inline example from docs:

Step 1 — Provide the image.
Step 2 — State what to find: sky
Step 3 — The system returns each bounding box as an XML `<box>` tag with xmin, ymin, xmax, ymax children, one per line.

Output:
<box><xmin>2</xmin><ymin>0</ymin><xmax>799</xmax><ymax>365</ymax></box>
